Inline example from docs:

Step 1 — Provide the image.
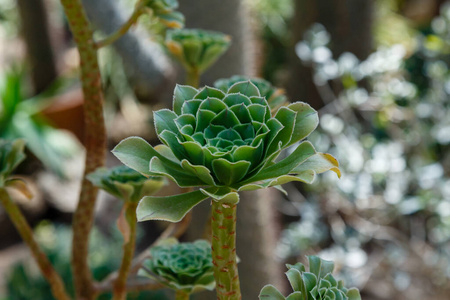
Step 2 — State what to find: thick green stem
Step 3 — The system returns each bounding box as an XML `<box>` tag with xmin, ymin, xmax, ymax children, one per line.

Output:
<box><xmin>175</xmin><ymin>290</ymin><xmax>190</xmax><ymax>300</ymax></box>
<box><xmin>211</xmin><ymin>201</ymin><xmax>241</xmax><ymax>300</ymax></box>
<box><xmin>60</xmin><ymin>1</ymin><xmax>107</xmax><ymax>299</ymax></box>
<box><xmin>113</xmin><ymin>202</ymin><xmax>138</xmax><ymax>300</ymax></box>
<box><xmin>0</xmin><ymin>188</ymin><xmax>71</xmax><ymax>300</ymax></box>
<box><xmin>186</xmin><ymin>68</ymin><xmax>200</xmax><ymax>88</ymax></box>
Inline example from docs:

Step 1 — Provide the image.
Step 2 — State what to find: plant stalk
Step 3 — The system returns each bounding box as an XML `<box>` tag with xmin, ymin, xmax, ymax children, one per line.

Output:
<box><xmin>211</xmin><ymin>200</ymin><xmax>241</xmax><ymax>300</ymax></box>
<box><xmin>95</xmin><ymin>0</ymin><xmax>146</xmax><ymax>49</ymax></box>
<box><xmin>59</xmin><ymin>1</ymin><xmax>107</xmax><ymax>299</ymax></box>
<box><xmin>186</xmin><ymin>68</ymin><xmax>200</xmax><ymax>88</ymax></box>
<box><xmin>175</xmin><ymin>290</ymin><xmax>190</xmax><ymax>300</ymax></box>
<box><xmin>0</xmin><ymin>188</ymin><xmax>71</xmax><ymax>300</ymax></box>
<box><xmin>113</xmin><ymin>202</ymin><xmax>138</xmax><ymax>300</ymax></box>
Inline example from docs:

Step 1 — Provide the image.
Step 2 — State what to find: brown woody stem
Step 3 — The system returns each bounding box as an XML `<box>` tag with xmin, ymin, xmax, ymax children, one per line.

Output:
<box><xmin>211</xmin><ymin>200</ymin><xmax>241</xmax><ymax>300</ymax></box>
<box><xmin>113</xmin><ymin>202</ymin><xmax>138</xmax><ymax>300</ymax></box>
<box><xmin>0</xmin><ymin>188</ymin><xmax>71</xmax><ymax>300</ymax></box>
<box><xmin>59</xmin><ymin>0</ymin><xmax>107</xmax><ymax>299</ymax></box>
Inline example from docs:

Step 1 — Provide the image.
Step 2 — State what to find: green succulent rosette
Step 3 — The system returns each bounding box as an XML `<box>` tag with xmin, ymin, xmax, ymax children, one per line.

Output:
<box><xmin>259</xmin><ymin>256</ymin><xmax>361</xmax><ymax>300</ymax></box>
<box><xmin>214</xmin><ymin>75</ymin><xmax>289</xmax><ymax>112</ymax></box>
<box><xmin>145</xmin><ymin>0</ymin><xmax>184</xmax><ymax>28</ymax></box>
<box><xmin>112</xmin><ymin>79</ymin><xmax>340</xmax><ymax>222</ymax></box>
<box><xmin>139</xmin><ymin>238</ymin><xmax>215</xmax><ymax>293</ymax></box>
<box><xmin>165</xmin><ymin>29</ymin><xmax>231</xmax><ymax>73</ymax></box>
<box><xmin>87</xmin><ymin>165</ymin><xmax>164</xmax><ymax>203</ymax></box>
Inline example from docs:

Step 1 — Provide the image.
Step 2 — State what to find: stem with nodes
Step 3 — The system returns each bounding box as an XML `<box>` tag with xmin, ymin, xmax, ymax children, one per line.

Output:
<box><xmin>211</xmin><ymin>200</ymin><xmax>241</xmax><ymax>300</ymax></box>
<box><xmin>59</xmin><ymin>0</ymin><xmax>106</xmax><ymax>299</ymax></box>
<box><xmin>113</xmin><ymin>202</ymin><xmax>138</xmax><ymax>300</ymax></box>
<box><xmin>0</xmin><ymin>188</ymin><xmax>71</xmax><ymax>300</ymax></box>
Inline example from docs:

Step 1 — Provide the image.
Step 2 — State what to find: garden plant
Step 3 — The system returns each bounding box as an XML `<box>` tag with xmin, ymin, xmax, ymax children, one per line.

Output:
<box><xmin>0</xmin><ymin>0</ymin><xmax>362</xmax><ymax>299</ymax></box>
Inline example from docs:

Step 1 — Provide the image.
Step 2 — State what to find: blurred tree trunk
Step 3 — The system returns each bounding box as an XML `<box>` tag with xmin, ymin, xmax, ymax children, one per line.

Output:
<box><xmin>287</xmin><ymin>0</ymin><xmax>374</xmax><ymax>109</ymax></box>
<box><xmin>179</xmin><ymin>1</ymin><xmax>282</xmax><ymax>299</ymax></box>
<box><xmin>17</xmin><ymin>0</ymin><xmax>57</xmax><ymax>94</ymax></box>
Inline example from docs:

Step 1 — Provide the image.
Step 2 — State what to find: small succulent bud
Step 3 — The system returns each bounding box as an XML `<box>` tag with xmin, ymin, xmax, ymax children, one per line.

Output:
<box><xmin>87</xmin><ymin>165</ymin><xmax>164</xmax><ymax>203</ymax></box>
<box><xmin>166</xmin><ymin>29</ymin><xmax>231</xmax><ymax>73</ymax></box>
<box><xmin>145</xmin><ymin>0</ymin><xmax>184</xmax><ymax>28</ymax></box>
<box><xmin>139</xmin><ymin>238</ymin><xmax>215</xmax><ymax>294</ymax></box>
<box><xmin>0</xmin><ymin>139</ymin><xmax>31</xmax><ymax>199</ymax></box>
<box><xmin>0</xmin><ymin>139</ymin><xmax>26</xmax><ymax>186</ymax></box>
<box><xmin>259</xmin><ymin>256</ymin><xmax>362</xmax><ymax>300</ymax></box>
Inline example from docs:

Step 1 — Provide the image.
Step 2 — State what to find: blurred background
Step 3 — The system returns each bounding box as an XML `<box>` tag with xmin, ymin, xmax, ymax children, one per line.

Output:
<box><xmin>0</xmin><ymin>0</ymin><xmax>449</xmax><ymax>299</ymax></box>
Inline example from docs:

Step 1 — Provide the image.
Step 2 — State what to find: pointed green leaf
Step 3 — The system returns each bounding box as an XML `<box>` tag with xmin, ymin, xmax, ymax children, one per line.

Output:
<box><xmin>286</xmin><ymin>292</ymin><xmax>303</xmax><ymax>300</ymax></box>
<box><xmin>286</xmin><ymin>268</ymin><xmax>303</xmax><ymax>292</ymax></box>
<box><xmin>194</xmin><ymin>86</ymin><xmax>226</xmax><ymax>100</ymax></box>
<box><xmin>293</xmin><ymin>153</ymin><xmax>341</xmax><ymax>178</ymax></box>
<box><xmin>212</xmin><ymin>158</ymin><xmax>251</xmax><ymax>185</ymax></box>
<box><xmin>346</xmin><ymin>289</ymin><xmax>361</xmax><ymax>300</ymax></box>
<box><xmin>200</xmin><ymin>187</ymin><xmax>239</xmax><ymax>204</ymax></box>
<box><xmin>302</xmin><ymin>272</ymin><xmax>317</xmax><ymax>292</ymax></box>
<box><xmin>267</xmin><ymin>171</ymin><xmax>316</xmax><ymax>186</ymax></box>
<box><xmin>259</xmin><ymin>284</ymin><xmax>286</xmax><ymax>300</ymax></box>
<box><xmin>158</xmin><ymin>130</ymin><xmax>188</xmax><ymax>161</ymax></box>
<box><xmin>181</xmin><ymin>99</ymin><xmax>202</xmax><ymax>115</ymax></box>
<box><xmin>223</xmin><ymin>93</ymin><xmax>252</xmax><ymax>107</ymax></box>
<box><xmin>137</xmin><ymin>189</ymin><xmax>209</xmax><ymax>222</ymax></box>
<box><xmin>243</xmin><ymin>141</ymin><xmax>316</xmax><ymax>184</ymax></box>
<box><xmin>196</xmin><ymin>109</ymin><xmax>217</xmax><ymax>133</ymax></box>
<box><xmin>181</xmin><ymin>159</ymin><xmax>216</xmax><ymax>186</ymax></box>
<box><xmin>269</xmin><ymin>106</ymin><xmax>296</xmax><ymax>152</ymax></box>
<box><xmin>149</xmin><ymin>157</ymin><xmax>205</xmax><ymax>187</ymax></box>
<box><xmin>179</xmin><ymin>140</ymin><xmax>204</xmax><ymax>165</ymax></box>
<box><xmin>112</xmin><ymin>137</ymin><xmax>160</xmax><ymax>176</ymax></box>
<box><xmin>153</xmin><ymin>109</ymin><xmax>179</xmax><ymax>136</ymax></box>
<box><xmin>175</xmin><ymin>114</ymin><xmax>196</xmax><ymax>130</ymax></box>
<box><xmin>211</xmin><ymin>108</ymin><xmax>240</xmax><ymax>127</ymax></box>
<box><xmin>228</xmin><ymin>81</ymin><xmax>261</xmax><ymax>97</ymax></box>
<box><xmin>154</xmin><ymin>144</ymin><xmax>180</xmax><ymax>163</ymax></box>
<box><xmin>286</xmin><ymin>102</ymin><xmax>319</xmax><ymax>146</ymax></box>
<box><xmin>199</xmin><ymin>97</ymin><xmax>227</xmax><ymax>113</ymax></box>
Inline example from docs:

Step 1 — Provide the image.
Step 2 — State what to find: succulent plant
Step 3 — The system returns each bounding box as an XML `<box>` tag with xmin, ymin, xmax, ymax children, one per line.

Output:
<box><xmin>87</xmin><ymin>165</ymin><xmax>164</xmax><ymax>203</ymax></box>
<box><xmin>165</xmin><ymin>29</ymin><xmax>231</xmax><ymax>75</ymax></box>
<box><xmin>112</xmin><ymin>79</ymin><xmax>340</xmax><ymax>222</ymax></box>
<box><xmin>259</xmin><ymin>256</ymin><xmax>362</xmax><ymax>300</ymax></box>
<box><xmin>214</xmin><ymin>75</ymin><xmax>289</xmax><ymax>112</ymax></box>
<box><xmin>139</xmin><ymin>238</ymin><xmax>215</xmax><ymax>293</ymax></box>
<box><xmin>144</xmin><ymin>0</ymin><xmax>184</xmax><ymax>28</ymax></box>
<box><xmin>0</xmin><ymin>139</ymin><xmax>31</xmax><ymax>199</ymax></box>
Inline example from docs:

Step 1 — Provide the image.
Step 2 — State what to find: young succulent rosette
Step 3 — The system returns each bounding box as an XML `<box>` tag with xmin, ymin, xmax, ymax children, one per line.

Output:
<box><xmin>112</xmin><ymin>79</ymin><xmax>340</xmax><ymax>222</ymax></box>
<box><xmin>87</xmin><ymin>165</ymin><xmax>164</xmax><ymax>203</ymax></box>
<box><xmin>145</xmin><ymin>0</ymin><xmax>184</xmax><ymax>28</ymax></box>
<box><xmin>139</xmin><ymin>238</ymin><xmax>215</xmax><ymax>293</ymax></box>
<box><xmin>259</xmin><ymin>256</ymin><xmax>361</xmax><ymax>300</ymax></box>
<box><xmin>0</xmin><ymin>139</ymin><xmax>31</xmax><ymax>199</ymax></box>
<box><xmin>165</xmin><ymin>29</ymin><xmax>231</xmax><ymax>73</ymax></box>
<box><xmin>214</xmin><ymin>75</ymin><xmax>289</xmax><ymax>112</ymax></box>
